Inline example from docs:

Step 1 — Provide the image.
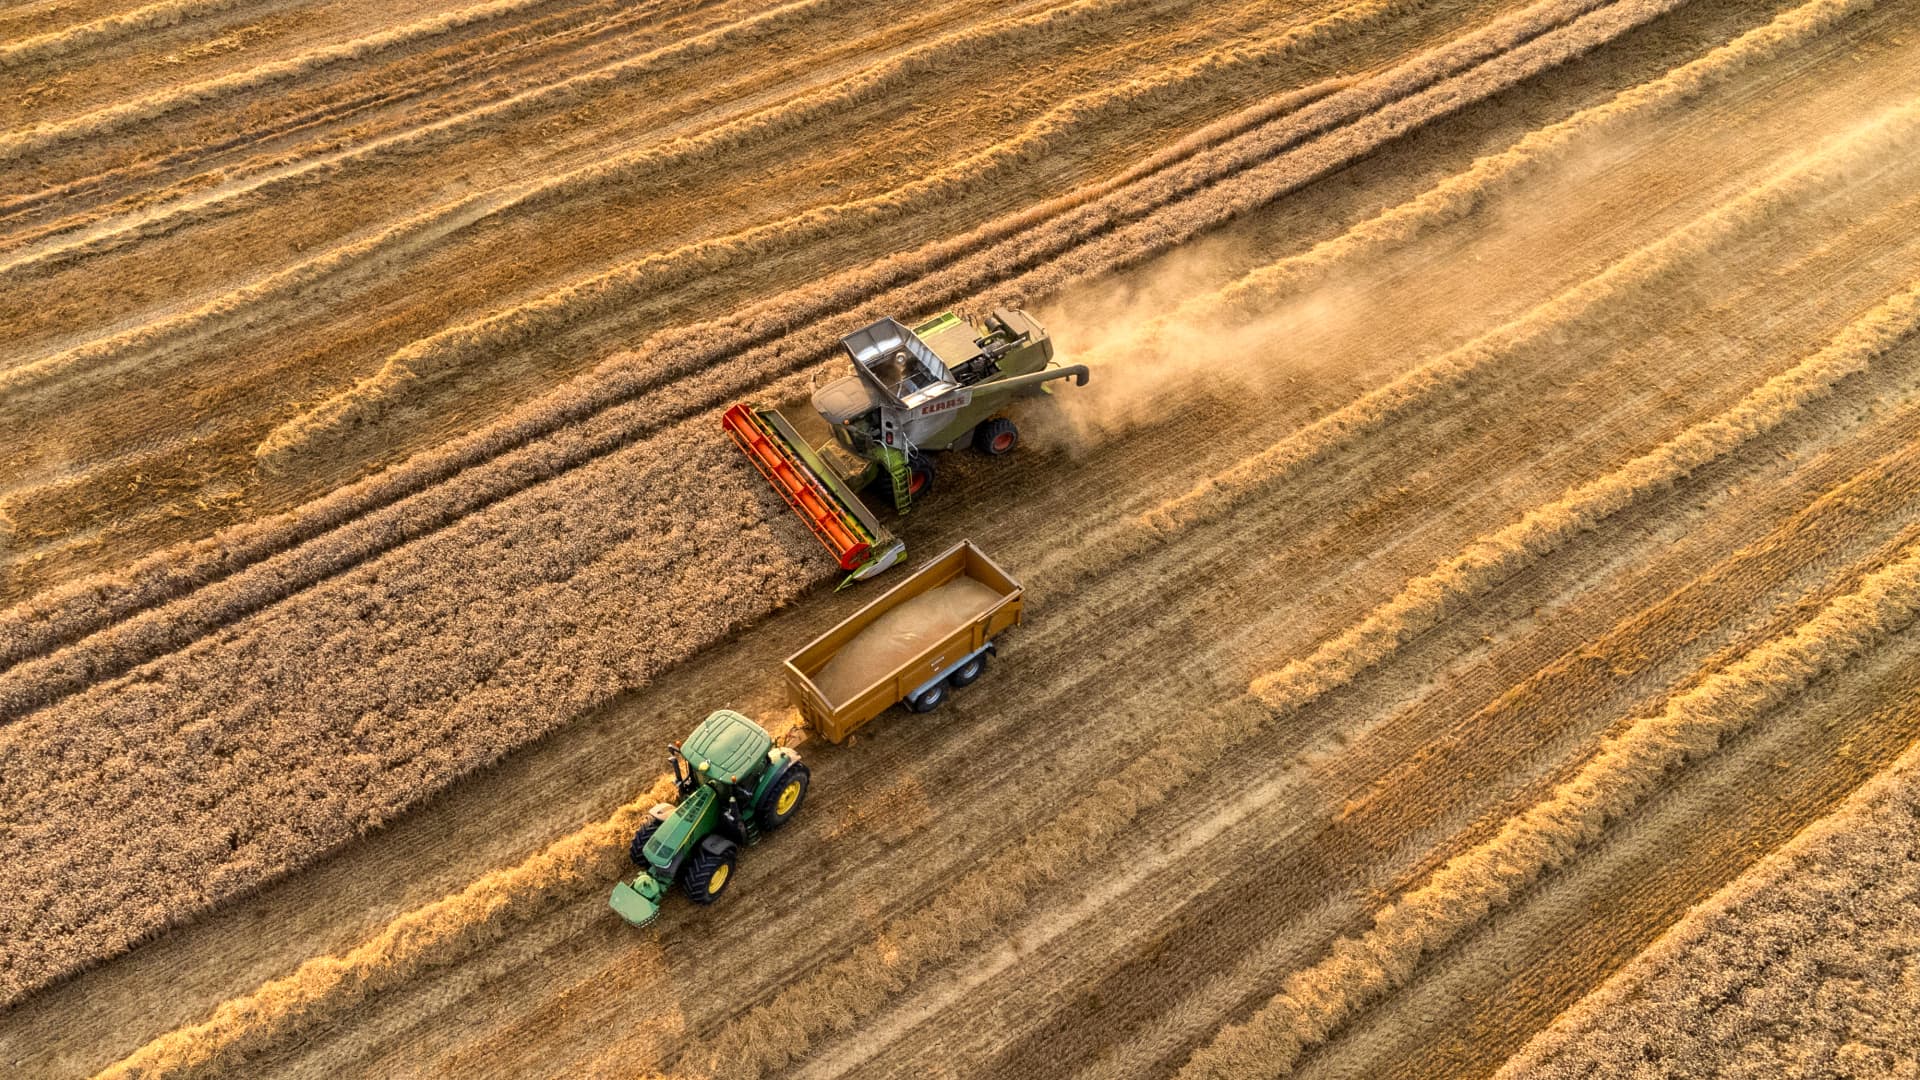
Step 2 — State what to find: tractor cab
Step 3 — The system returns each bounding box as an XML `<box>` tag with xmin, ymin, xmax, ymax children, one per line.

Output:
<box><xmin>679</xmin><ymin>709</ymin><xmax>774</xmax><ymax>787</ymax></box>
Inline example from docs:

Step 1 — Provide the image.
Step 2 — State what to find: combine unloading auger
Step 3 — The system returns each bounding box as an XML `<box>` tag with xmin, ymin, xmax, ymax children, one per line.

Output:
<box><xmin>724</xmin><ymin>308</ymin><xmax>1087</xmax><ymax>585</ymax></box>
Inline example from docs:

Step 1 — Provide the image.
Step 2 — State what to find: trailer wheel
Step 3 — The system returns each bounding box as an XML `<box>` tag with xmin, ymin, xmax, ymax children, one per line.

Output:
<box><xmin>755</xmin><ymin>763</ymin><xmax>810</xmax><ymax>831</ymax></box>
<box><xmin>948</xmin><ymin>652</ymin><xmax>988</xmax><ymax>688</ymax></box>
<box><xmin>682</xmin><ymin>842</ymin><xmax>738</xmax><ymax>904</ymax></box>
<box><xmin>973</xmin><ymin>418</ymin><xmax>1018</xmax><ymax>456</ymax></box>
<box><xmin>907</xmin><ymin>449</ymin><xmax>936</xmax><ymax>497</ymax></box>
<box><xmin>907</xmin><ymin>681</ymin><xmax>948</xmax><ymax>713</ymax></box>
<box><xmin>628</xmin><ymin>821</ymin><xmax>662</xmax><ymax>868</ymax></box>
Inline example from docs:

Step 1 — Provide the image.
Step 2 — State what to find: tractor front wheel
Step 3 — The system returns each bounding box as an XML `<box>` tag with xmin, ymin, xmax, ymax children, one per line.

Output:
<box><xmin>682</xmin><ymin>842</ymin><xmax>738</xmax><ymax>905</ymax></box>
<box><xmin>628</xmin><ymin>821</ymin><xmax>661</xmax><ymax>868</ymax></box>
<box><xmin>948</xmin><ymin>652</ymin><xmax>988</xmax><ymax>688</ymax></box>
<box><xmin>973</xmin><ymin>417</ymin><xmax>1018</xmax><ymax>456</ymax></box>
<box><xmin>755</xmin><ymin>763</ymin><xmax>810</xmax><ymax>831</ymax></box>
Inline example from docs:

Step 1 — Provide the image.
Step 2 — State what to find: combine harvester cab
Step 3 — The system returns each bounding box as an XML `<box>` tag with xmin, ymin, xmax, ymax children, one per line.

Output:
<box><xmin>723</xmin><ymin>309</ymin><xmax>1087</xmax><ymax>585</ymax></box>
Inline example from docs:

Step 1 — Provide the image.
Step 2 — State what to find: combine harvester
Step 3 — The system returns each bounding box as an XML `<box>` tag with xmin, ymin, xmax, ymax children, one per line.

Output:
<box><xmin>610</xmin><ymin>541</ymin><xmax>1023</xmax><ymax>928</ymax></box>
<box><xmin>723</xmin><ymin>310</ymin><xmax>1088</xmax><ymax>583</ymax></box>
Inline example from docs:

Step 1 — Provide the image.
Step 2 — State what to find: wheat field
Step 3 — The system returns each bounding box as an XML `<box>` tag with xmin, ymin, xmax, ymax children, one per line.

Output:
<box><xmin>2</xmin><ymin>0</ymin><xmax>1918</xmax><ymax>1076</ymax></box>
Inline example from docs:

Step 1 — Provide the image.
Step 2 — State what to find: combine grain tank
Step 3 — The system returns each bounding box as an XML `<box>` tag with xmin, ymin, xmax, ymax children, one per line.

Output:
<box><xmin>785</xmin><ymin>540</ymin><xmax>1022</xmax><ymax>741</ymax></box>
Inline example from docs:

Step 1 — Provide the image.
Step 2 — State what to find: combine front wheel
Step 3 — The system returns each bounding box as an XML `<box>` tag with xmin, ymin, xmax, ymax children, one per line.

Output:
<box><xmin>908</xmin><ymin>449</ymin><xmax>936</xmax><ymax>497</ymax></box>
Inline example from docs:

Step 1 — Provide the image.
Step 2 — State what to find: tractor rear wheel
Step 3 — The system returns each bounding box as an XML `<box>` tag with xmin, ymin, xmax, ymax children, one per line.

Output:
<box><xmin>907</xmin><ymin>681</ymin><xmax>948</xmax><ymax>713</ymax></box>
<box><xmin>973</xmin><ymin>418</ymin><xmax>1018</xmax><ymax>456</ymax></box>
<box><xmin>755</xmin><ymin>763</ymin><xmax>810</xmax><ymax>831</ymax></box>
<box><xmin>682</xmin><ymin>842</ymin><xmax>738</xmax><ymax>905</ymax></box>
<box><xmin>628</xmin><ymin>821</ymin><xmax>661</xmax><ymax>867</ymax></box>
<box><xmin>948</xmin><ymin>652</ymin><xmax>988</xmax><ymax>688</ymax></box>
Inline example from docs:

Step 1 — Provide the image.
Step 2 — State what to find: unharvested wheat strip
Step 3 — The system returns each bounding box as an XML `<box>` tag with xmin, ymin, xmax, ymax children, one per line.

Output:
<box><xmin>0</xmin><ymin>0</ymin><xmax>844</xmax><ymax>279</ymax></box>
<box><xmin>1187</xmin><ymin>0</ymin><xmax>1884</xmax><ymax>329</ymax></box>
<box><xmin>684</xmin><ymin>272</ymin><xmax>1920</xmax><ymax>1078</ymax></box>
<box><xmin>0</xmin><ymin>0</ymin><xmax>246</xmax><ymax>68</ymax></box>
<box><xmin>253</xmin><ymin>0</ymin><xmax>1429</xmax><ymax>462</ymax></box>
<box><xmin>1144</xmin><ymin>96</ymin><xmax>1920</xmax><ymax>536</ymax></box>
<box><xmin>1176</xmin><ymin>547</ymin><xmax>1920</xmax><ymax>1080</ymax></box>
<box><xmin>0</xmin><ymin>0</ymin><xmax>1614</xmax><ymax>682</ymax></box>
<box><xmin>0</xmin><ymin>0</ymin><xmax>595</xmax><ymax>163</ymax></box>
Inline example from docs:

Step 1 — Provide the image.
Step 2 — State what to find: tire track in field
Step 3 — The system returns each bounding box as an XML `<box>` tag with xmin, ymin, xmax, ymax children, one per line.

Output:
<box><xmin>1125</xmin><ymin>0</ymin><xmax>1881</xmax><ymax>348</ymax></box>
<box><xmin>0</xmin><ymin>0</ymin><xmax>1624</xmax><ymax>693</ymax></box>
<box><xmin>0</xmin><ymin>0</ymin><xmax>848</xmax><ymax>275</ymax></box>
<box><xmin>1491</xmin><ymin>720</ymin><xmax>1920</xmax><ymax>1080</ymax></box>
<box><xmin>0</xmin><ymin>0</ymin><xmax>1167</xmax><ymax>394</ymax></box>
<box><xmin>989</xmin><ymin>385</ymin><xmax>1920</xmax><ymax>1080</ymax></box>
<box><xmin>674</xmin><ymin>259</ymin><xmax>1920</xmax><ymax>1079</ymax></box>
<box><xmin>0</xmin><ymin>0</ymin><xmax>247</xmax><ymax>69</ymax></box>
<box><xmin>0</xmin><ymin>0</ymin><xmax>682</xmax><ymax>237</ymax></box>
<box><xmin>1177</xmin><ymin>540</ymin><xmax>1920</xmax><ymax>1079</ymax></box>
<box><xmin>0</xmin><ymin>0</ymin><xmax>605</xmax><ymax>163</ymax></box>
<box><xmin>253</xmin><ymin>0</ymin><xmax>1430</xmax><ymax>464</ymax></box>
<box><xmin>1140</xmin><ymin>94</ymin><xmax>1920</xmax><ymax>538</ymax></box>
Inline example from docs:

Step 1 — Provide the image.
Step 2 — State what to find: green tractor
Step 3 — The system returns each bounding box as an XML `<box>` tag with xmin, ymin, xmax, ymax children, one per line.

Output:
<box><xmin>608</xmin><ymin>709</ymin><xmax>810</xmax><ymax>928</ymax></box>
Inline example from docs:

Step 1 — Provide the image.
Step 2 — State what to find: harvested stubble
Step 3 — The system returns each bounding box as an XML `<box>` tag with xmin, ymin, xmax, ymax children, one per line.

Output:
<box><xmin>1496</xmin><ymin>732</ymin><xmax>1920</xmax><ymax>1080</ymax></box>
<box><xmin>0</xmin><ymin>0</ymin><xmax>1688</xmax><ymax>1006</ymax></box>
<box><xmin>254</xmin><ymin>0</ymin><xmax>1428</xmax><ymax>461</ymax></box>
<box><xmin>683</xmin><ymin>270</ymin><xmax>1920</xmax><ymax>1078</ymax></box>
<box><xmin>1178</xmin><ymin>539</ymin><xmax>1920</xmax><ymax>1079</ymax></box>
<box><xmin>0</xmin><ymin>0</ymin><xmax>247</xmax><ymax>70</ymax></box>
<box><xmin>1210</xmin><ymin>0</ymin><xmax>1886</xmax><ymax>309</ymax></box>
<box><xmin>1147</xmin><ymin>0</ymin><xmax>1884</xmax><ymax>340</ymax></box>
<box><xmin>1143</xmin><ymin>92</ymin><xmax>1920</xmax><ymax>535</ymax></box>
<box><xmin>0</xmin><ymin>0</ymin><xmax>845</xmax><ymax>281</ymax></box>
<box><xmin>90</xmin><ymin>770</ymin><xmax>685</xmax><ymax>1080</ymax></box>
<box><xmin>1</xmin><ymin>0</ymin><xmax>1628</xmax><ymax>694</ymax></box>
<box><xmin>1248</xmin><ymin>270</ymin><xmax>1920</xmax><ymax>713</ymax></box>
<box><xmin>0</xmin><ymin>0</ymin><xmax>594</xmax><ymax>162</ymax></box>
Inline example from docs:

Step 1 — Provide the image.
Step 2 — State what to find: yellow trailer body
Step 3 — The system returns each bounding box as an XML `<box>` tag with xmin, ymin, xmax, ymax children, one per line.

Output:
<box><xmin>785</xmin><ymin>540</ymin><xmax>1023</xmax><ymax>743</ymax></box>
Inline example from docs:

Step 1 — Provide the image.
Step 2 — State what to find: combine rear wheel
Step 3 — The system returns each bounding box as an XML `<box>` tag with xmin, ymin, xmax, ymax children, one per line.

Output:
<box><xmin>755</xmin><ymin>763</ymin><xmax>810</xmax><ymax>831</ymax></box>
<box><xmin>973</xmin><ymin>418</ymin><xmax>1018</xmax><ymax>456</ymax></box>
<box><xmin>682</xmin><ymin>842</ymin><xmax>738</xmax><ymax>904</ymax></box>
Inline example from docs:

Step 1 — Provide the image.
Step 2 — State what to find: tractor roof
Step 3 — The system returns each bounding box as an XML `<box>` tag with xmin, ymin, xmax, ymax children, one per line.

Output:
<box><xmin>681</xmin><ymin>709</ymin><xmax>773</xmax><ymax>783</ymax></box>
